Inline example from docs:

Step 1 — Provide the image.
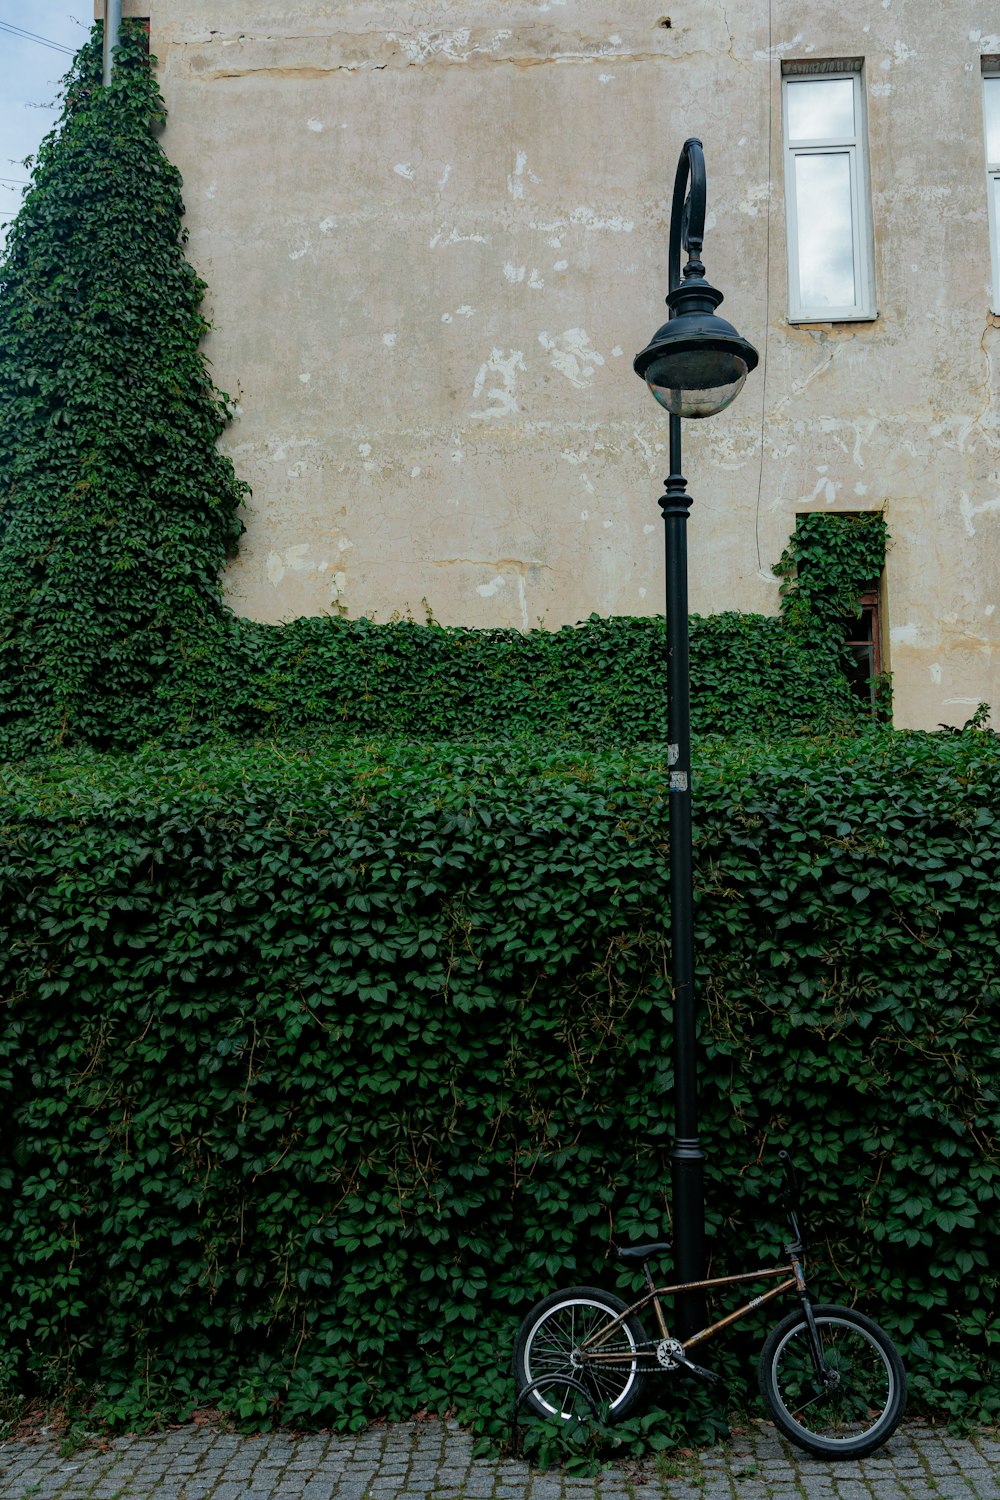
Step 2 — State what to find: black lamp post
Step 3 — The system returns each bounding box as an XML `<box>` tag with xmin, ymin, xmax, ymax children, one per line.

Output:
<box><xmin>634</xmin><ymin>138</ymin><xmax>758</xmax><ymax>1337</ymax></box>
<box><xmin>103</xmin><ymin>0</ymin><xmax>123</xmax><ymax>85</ymax></box>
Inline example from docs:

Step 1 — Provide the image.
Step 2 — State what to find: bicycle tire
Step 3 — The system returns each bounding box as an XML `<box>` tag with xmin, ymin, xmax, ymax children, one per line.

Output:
<box><xmin>758</xmin><ymin>1303</ymin><xmax>907</xmax><ymax>1459</ymax></box>
<box><xmin>513</xmin><ymin>1285</ymin><xmax>650</xmax><ymax>1423</ymax></box>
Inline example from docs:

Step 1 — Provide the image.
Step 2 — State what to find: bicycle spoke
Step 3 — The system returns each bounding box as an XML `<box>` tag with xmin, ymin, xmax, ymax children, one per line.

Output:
<box><xmin>763</xmin><ymin>1311</ymin><xmax>902</xmax><ymax>1452</ymax></box>
<box><xmin>521</xmin><ymin>1293</ymin><xmax>642</xmax><ymax>1419</ymax></box>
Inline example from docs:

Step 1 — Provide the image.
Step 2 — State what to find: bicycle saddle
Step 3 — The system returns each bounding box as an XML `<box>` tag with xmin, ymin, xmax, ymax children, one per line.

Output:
<box><xmin>614</xmin><ymin>1240</ymin><xmax>671</xmax><ymax>1264</ymax></box>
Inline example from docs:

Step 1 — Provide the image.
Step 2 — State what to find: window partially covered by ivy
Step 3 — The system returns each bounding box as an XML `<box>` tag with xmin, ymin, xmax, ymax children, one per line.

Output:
<box><xmin>842</xmin><ymin>584</ymin><xmax>883</xmax><ymax>714</ymax></box>
<box><xmin>776</xmin><ymin>511</ymin><xmax>890</xmax><ymax>721</ymax></box>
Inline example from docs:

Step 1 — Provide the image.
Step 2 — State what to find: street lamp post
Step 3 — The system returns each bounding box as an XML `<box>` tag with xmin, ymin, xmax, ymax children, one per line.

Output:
<box><xmin>103</xmin><ymin>0</ymin><xmax>123</xmax><ymax>86</ymax></box>
<box><xmin>633</xmin><ymin>138</ymin><xmax>758</xmax><ymax>1337</ymax></box>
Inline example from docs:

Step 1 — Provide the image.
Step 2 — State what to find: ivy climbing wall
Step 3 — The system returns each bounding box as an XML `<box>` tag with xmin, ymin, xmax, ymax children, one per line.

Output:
<box><xmin>0</xmin><ymin>25</ymin><xmax>889</xmax><ymax>755</ymax></box>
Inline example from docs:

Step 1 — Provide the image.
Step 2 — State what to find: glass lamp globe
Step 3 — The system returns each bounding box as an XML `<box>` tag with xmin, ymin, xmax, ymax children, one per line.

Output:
<box><xmin>643</xmin><ymin>347</ymin><xmax>750</xmax><ymax>418</ymax></box>
<box><xmin>634</xmin><ymin>278</ymin><xmax>759</xmax><ymax>419</ymax></box>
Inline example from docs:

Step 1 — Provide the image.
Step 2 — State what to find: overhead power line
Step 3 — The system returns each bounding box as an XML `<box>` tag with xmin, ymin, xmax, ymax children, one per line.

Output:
<box><xmin>0</xmin><ymin>21</ymin><xmax>75</xmax><ymax>55</ymax></box>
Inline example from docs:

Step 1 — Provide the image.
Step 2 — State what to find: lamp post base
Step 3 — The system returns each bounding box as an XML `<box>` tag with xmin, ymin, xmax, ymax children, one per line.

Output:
<box><xmin>672</xmin><ymin>1138</ymin><xmax>707</xmax><ymax>1337</ymax></box>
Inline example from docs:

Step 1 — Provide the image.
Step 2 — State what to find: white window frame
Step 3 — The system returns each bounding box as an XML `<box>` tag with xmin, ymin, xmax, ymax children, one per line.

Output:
<box><xmin>782</xmin><ymin>61</ymin><xmax>877</xmax><ymax>323</ymax></box>
<box><xmin>983</xmin><ymin>64</ymin><xmax>1000</xmax><ymax>314</ymax></box>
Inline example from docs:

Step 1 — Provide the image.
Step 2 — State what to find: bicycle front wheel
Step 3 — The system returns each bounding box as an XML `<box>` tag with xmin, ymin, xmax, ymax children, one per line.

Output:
<box><xmin>758</xmin><ymin>1303</ymin><xmax>906</xmax><ymax>1459</ymax></box>
<box><xmin>513</xmin><ymin>1286</ymin><xmax>649</xmax><ymax>1423</ymax></box>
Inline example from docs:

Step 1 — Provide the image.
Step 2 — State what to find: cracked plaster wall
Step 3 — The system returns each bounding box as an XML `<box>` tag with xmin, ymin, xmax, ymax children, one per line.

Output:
<box><xmin>120</xmin><ymin>0</ymin><xmax>1000</xmax><ymax>728</ymax></box>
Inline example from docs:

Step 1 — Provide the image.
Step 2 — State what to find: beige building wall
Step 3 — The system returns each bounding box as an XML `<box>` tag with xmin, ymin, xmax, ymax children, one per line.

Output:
<box><xmin>101</xmin><ymin>1</ymin><xmax>1000</xmax><ymax>729</ymax></box>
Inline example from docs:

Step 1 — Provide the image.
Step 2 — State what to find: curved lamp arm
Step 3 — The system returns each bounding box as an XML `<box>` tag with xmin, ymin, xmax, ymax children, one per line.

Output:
<box><xmin>669</xmin><ymin>138</ymin><xmax>707</xmax><ymax>297</ymax></box>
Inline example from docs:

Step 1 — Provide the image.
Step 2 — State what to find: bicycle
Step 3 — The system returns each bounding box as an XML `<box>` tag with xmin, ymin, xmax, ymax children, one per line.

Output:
<box><xmin>512</xmin><ymin>1152</ymin><xmax>907</xmax><ymax>1459</ymax></box>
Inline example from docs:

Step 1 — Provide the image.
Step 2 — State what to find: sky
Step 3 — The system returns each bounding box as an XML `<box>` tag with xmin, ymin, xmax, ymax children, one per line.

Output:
<box><xmin>0</xmin><ymin>1</ymin><xmax>95</xmax><ymax>252</ymax></box>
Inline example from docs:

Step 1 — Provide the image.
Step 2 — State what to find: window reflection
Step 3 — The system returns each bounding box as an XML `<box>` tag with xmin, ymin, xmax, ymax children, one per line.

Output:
<box><xmin>794</xmin><ymin>153</ymin><xmax>856</xmax><ymax>308</ymax></box>
<box><xmin>985</xmin><ymin>76</ymin><xmax>1000</xmax><ymax>164</ymax></box>
<box><xmin>786</xmin><ymin>78</ymin><xmax>855</xmax><ymax>142</ymax></box>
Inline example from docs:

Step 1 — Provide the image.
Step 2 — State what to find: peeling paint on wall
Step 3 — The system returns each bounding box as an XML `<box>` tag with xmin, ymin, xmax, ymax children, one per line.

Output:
<box><xmin>538</xmin><ymin>330</ymin><xmax>604</xmax><ymax>388</ymax></box>
<box><xmin>470</xmin><ymin>350</ymin><xmax>525</xmax><ymax>419</ymax></box>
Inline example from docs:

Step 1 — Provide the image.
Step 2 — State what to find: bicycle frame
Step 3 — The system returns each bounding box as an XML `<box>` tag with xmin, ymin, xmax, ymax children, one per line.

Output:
<box><xmin>578</xmin><ymin>1254</ymin><xmax>808</xmax><ymax>1367</ymax></box>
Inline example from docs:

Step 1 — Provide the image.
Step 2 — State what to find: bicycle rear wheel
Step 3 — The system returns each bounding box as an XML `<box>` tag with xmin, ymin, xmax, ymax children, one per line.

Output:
<box><xmin>513</xmin><ymin>1286</ymin><xmax>649</xmax><ymax>1422</ymax></box>
<box><xmin>758</xmin><ymin>1303</ymin><xmax>906</xmax><ymax>1459</ymax></box>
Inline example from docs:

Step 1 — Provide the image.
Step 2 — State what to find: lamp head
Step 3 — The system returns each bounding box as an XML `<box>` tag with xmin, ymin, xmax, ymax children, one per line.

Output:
<box><xmin>634</xmin><ymin>275</ymin><xmax>759</xmax><ymax>419</ymax></box>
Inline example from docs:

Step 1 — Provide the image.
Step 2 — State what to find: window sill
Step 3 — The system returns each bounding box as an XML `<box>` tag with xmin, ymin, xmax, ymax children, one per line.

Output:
<box><xmin>787</xmin><ymin>312</ymin><xmax>879</xmax><ymax>327</ymax></box>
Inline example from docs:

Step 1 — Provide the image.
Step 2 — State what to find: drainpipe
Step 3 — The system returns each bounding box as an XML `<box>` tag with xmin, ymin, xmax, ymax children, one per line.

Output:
<box><xmin>103</xmin><ymin>0</ymin><xmax>123</xmax><ymax>85</ymax></box>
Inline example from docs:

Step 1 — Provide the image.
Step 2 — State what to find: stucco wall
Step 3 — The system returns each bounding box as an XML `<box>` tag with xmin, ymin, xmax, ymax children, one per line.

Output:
<box><xmin>105</xmin><ymin>1</ymin><xmax>1000</xmax><ymax>728</ymax></box>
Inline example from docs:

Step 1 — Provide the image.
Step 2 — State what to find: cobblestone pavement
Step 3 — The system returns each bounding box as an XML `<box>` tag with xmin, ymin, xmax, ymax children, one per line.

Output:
<box><xmin>1</xmin><ymin>1420</ymin><xmax>998</xmax><ymax>1500</ymax></box>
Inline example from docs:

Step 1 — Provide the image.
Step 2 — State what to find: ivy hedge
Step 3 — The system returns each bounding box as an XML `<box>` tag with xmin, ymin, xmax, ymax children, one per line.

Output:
<box><xmin>229</xmin><ymin>595</ymin><xmax>878</xmax><ymax>745</ymax></box>
<box><xmin>0</xmin><ymin>732</ymin><xmax>997</xmax><ymax>1442</ymax></box>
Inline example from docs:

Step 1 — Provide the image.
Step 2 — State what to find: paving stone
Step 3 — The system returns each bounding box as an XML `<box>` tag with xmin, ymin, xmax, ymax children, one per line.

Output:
<box><xmin>3</xmin><ymin>1422</ymin><xmax>1000</xmax><ymax>1500</ymax></box>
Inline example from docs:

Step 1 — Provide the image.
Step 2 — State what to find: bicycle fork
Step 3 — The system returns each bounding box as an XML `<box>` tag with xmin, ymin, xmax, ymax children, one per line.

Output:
<box><xmin>792</xmin><ymin>1262</ymin><xmax>834</xmax><ymax>1388</ymax></box>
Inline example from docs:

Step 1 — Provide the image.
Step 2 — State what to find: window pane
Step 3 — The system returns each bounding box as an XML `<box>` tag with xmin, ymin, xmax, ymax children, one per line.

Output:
<box><xmin>786</xmin><ymin>78</ymin><xmax>856</xmax><ymax>142</ymax></box>
<box><xmin>794</xmin><ymin>153</ymin><xmax>856</xmax><ymax>308</ymax></box>
<box><xmin>985</xmin><ymin>77</ymin><xmax>1000</xmax><ymax>163</ymax></box>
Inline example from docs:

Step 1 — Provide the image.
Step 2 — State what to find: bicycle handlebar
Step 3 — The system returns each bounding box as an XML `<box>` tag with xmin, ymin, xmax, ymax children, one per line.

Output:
<box><xmin>777</xmin><ymin>1149</ymin><xmax>808</xmax><ymax>1252</ymax></box>
<box><xmin>778</xmin><ymin>1149</ymin><xmax>799</xmax><ymax>1198</ymax></box>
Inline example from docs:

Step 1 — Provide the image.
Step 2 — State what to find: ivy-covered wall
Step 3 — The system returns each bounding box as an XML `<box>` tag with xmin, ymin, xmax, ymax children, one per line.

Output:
<box><xmin>0</xmin><ymin>27</ymin><xmax>890</xmax><ymax>758</ymax></box>
<box><xmin>0</xmin><ymin>27</ymin><xmax>246</xmax><ymax>757</ymax></box>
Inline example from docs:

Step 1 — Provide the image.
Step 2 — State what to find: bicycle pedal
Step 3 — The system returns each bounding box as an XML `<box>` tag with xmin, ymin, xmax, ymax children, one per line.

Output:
<box><xmin>679</xmin><ymin>1358</ymin><xmax>725</xmax><ymax>1391</ymax></box>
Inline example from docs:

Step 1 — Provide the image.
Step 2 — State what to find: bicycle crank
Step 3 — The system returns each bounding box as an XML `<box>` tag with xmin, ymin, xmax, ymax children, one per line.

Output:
<box><xmin>656</xmin><ymin>1339</ymin><xmax>726</xmax><ymax>1391</ymax></box>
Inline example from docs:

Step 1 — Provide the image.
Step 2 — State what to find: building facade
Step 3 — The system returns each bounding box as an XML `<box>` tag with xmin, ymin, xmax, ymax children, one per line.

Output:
<box><xmin>99</xmin><ymin>0</ymin><xmax>1000</xmax><ymax>729</ymax></box>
